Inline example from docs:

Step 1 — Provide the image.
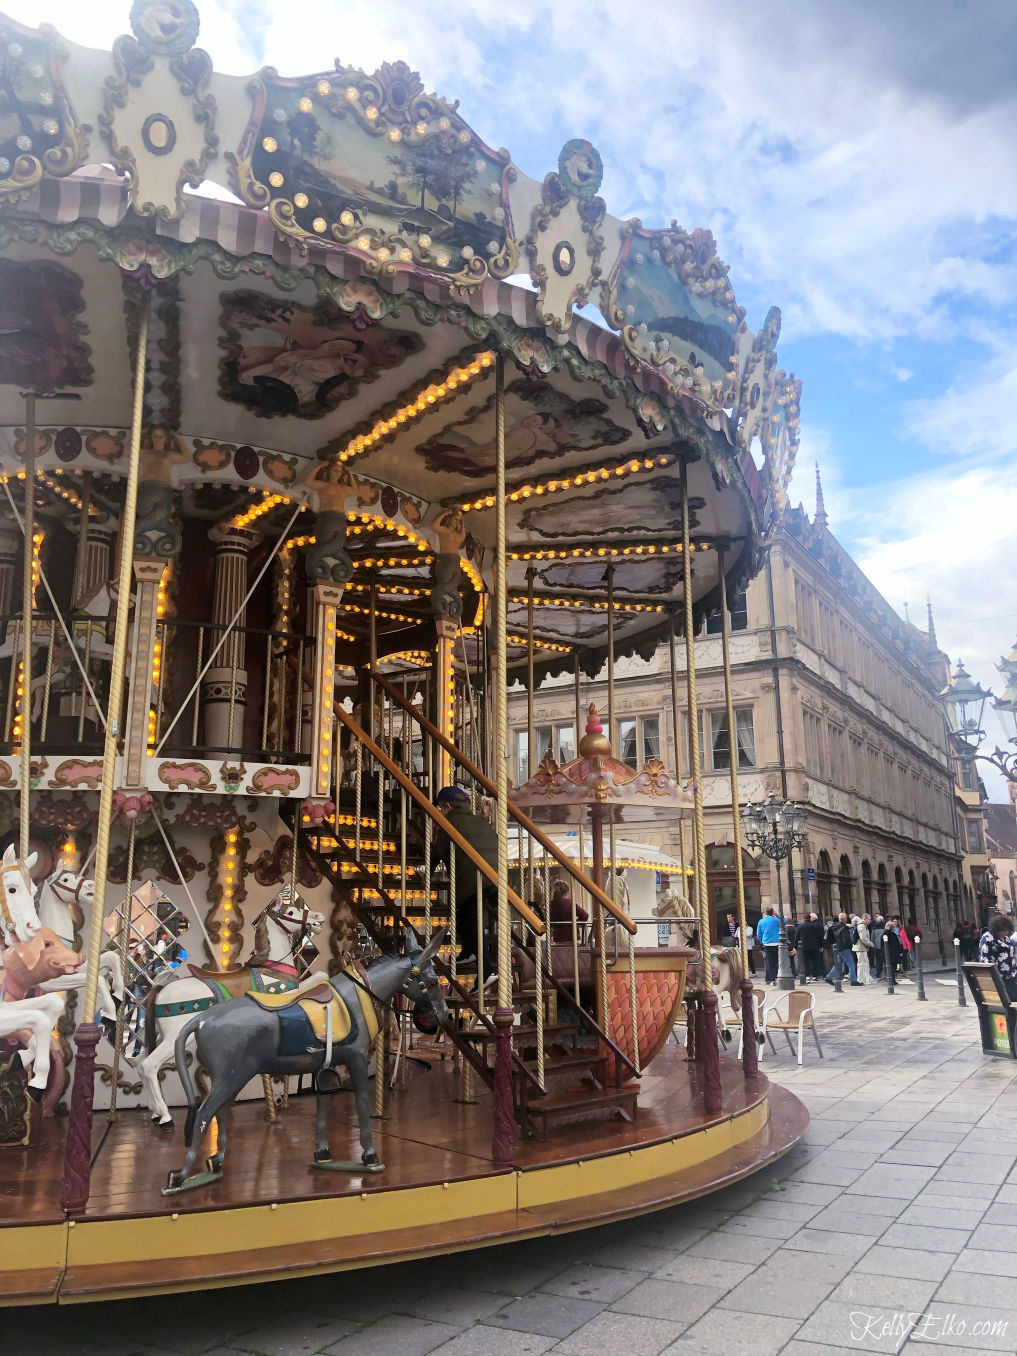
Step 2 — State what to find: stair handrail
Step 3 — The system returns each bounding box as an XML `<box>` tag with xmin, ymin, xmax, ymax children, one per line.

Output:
<box><xmin>368</xmin><ymin>666</ymin><xmax>637</xmax><ymax>936</ymax></box>
<box><xmin>331</xmin><ymin>702</ymin><xmax>545</xmax><ymax>935</ymax></box>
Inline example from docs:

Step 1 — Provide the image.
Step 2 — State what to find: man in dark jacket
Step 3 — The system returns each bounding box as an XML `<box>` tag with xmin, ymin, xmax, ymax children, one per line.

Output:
<box><xmin>826</xmin><ymin>912</ymin><xmax>860</xmax><ymax>985</ymax></box>
<box><xmin>870</xmin><ymin>916</ymin><xmax>885</xmax><ymax>978</ymax></box>
<box><xmin>795</xmin><ymin>912</ymin><xmax>825</xmax><ymax>981</ymax></box>
<box><xmin>432</xmin><ymin>785</ymin><xmax>498</xmax><ymax>984</ymax></box>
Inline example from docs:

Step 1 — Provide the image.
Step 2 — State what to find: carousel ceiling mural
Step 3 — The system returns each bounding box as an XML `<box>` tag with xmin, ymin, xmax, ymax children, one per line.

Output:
<box><xmin>418</xmin><ymin>379</ymin><xmax>628</xmax><ymax>479</ymax></box>
<box><xmin>0</xmin><ymin>259</ymin><xmax>94</xmax><ymax>389</ymax></box>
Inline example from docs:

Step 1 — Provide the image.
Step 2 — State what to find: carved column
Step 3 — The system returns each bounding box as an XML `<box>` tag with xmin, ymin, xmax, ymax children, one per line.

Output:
<box><xmin>302</xmin><ymin>519</ymin><xmax>352</xmax><ymax>802</ymax></box>
<box><xmin>203</xmin><ymin>523</ymin><xmax>258</xmax><ymax>752</ymax></box>
<box><xmin>430</xmin><ymin>509</ymin><xmax>466</xmax><ymax>785</ymax></box>
<box><xmin>123</xmin><ymin>560</ymin><xmax>169</xmax><ymax>787</ymax></box>
<box><xmin>72</xmin><ymin>512</ymin><xmax>117</xmax><ymax>610</ymax></box>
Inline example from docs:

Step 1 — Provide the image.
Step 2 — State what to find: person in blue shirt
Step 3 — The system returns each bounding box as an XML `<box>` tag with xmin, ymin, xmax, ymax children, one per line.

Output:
<box><xmin>756</xmin><ymin>907</ymin><xmax>782</xmax><ymax>984</ymax></box>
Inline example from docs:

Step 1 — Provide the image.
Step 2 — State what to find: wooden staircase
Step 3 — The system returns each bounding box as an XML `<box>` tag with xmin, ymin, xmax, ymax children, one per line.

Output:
<box><xmin>288</xmin><ymin>780</ymin><xmax>639</xmax><ymax>1141</ymax></box>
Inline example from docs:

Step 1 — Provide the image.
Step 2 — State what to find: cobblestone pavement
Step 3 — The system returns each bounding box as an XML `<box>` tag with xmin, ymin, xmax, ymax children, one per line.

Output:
<box><xmin>8</xmin><ymin>966</ymin><xmax>1017</xmax><ymax>1356</ymax></box>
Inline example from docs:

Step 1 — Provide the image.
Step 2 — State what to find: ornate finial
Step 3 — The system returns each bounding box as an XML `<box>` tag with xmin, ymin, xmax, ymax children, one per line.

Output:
<box><xmin>130</xmin><ymin>0</ymin><xmax>200</xmax><ymax>56</ymax></box>
<box><xmin>814</xmin><ymin>462</ymin><xmax>828</xmax><ymax>530</ymax></box>
<box><xmin>926</xmin><ymin>597</ymin><xmax>937</xmax><ymax>647</ymax></box>
<box><xmin>578</xmin><ymin>702</ymin><xmax>612</xmax><ymax>757</ymax></box>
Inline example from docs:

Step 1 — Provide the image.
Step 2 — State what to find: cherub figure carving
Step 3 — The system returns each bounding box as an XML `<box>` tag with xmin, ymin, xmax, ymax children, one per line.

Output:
<box><xmin>135</xmin><ymin>426</ymin><xmax>190</xmax><ymax>557</ymax></box>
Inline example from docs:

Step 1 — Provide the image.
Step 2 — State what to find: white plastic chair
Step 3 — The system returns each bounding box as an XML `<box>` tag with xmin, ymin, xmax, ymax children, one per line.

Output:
<box><xmin>718</xmin><ymin>990</ymin><xmax>766</xmax><ymax>1061</ymax></box>
<box><xmin>762</xmin><ymin>988</ymin><xmax>823</xmax><ymax>1065</ymax></box>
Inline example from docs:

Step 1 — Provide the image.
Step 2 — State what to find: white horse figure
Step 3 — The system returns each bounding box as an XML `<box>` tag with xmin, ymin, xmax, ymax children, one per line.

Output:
<box><xmin>133</xmin><ymin>895</ymin><xmax>326</xmax><ymax>1126</ymax></box>
<box><xmin>0</xmin><ymin>844</ymin><xmax>43</xmax><ymax>945</ymax></box>
<box><xmin>0</xmin><ymin>990</ymin><xmax>68</xmax><ymax>1101</ymax></box>
<box><xmin>36</xmin><ymin>869</ymin><xmax>124</xmax><ymax>1023</ymax></box>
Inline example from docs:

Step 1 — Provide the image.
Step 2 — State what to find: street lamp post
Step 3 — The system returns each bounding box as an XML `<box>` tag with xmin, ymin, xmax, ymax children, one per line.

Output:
<box><xmin>741</xmin><ymin>797</ymin><xmax>808</xmax><ymax>992</ymax></box>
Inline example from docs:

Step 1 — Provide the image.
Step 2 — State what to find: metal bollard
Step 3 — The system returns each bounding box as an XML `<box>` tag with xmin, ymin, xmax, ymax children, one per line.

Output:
<box><xmin>914</xmin><ymin>934</ymin><xmax>927</xmax><ymax>1001</ymax></box>
<box><xmin>884</xmin><ymin>935</ymin><xmax>895</xmax><ymax>994</ymax></box>
<box><xmin>954</xmin><ymin>937</ymin><xmax>967</xmax><ymax>1007</ymax></box>
<box><xmin>833</xmin><ymin>956</ymin><xmax>843</xmax><ymax>993</ymax></box>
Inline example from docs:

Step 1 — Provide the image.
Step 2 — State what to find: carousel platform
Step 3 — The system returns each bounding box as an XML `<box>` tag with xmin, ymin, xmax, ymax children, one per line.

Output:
<box><xmin>1</xmin><ymin>1047</ymin><xmax>806</xmax><ymax>1306</ymax></box>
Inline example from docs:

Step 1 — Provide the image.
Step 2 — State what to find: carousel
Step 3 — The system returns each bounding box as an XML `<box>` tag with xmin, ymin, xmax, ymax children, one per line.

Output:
<box><xmin>0</xmin><ymin>0</ymin><xmax>807</xmax><ymax>1304</ymax></box>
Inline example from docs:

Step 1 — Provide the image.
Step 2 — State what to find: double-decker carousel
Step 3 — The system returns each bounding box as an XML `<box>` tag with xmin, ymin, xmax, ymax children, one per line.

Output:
<box><xmin>0</xmin><ymin>1</ymin><xmax>807</xmax><ymax>1304</ymax></box>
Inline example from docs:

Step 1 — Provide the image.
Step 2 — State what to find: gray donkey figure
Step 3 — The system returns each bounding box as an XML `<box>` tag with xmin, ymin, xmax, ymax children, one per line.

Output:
<box><xmin>164</xmin><ymin>929</ymin><xmax>449</xmax><ymax>1193</ymax></box>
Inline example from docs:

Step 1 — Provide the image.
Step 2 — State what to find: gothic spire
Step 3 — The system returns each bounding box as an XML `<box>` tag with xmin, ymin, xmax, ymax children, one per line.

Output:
<box><xmin>814</xmin><ymin>462</ymin><xmax>828</xmax><ymax>530</ymax></box>
<box><xmin>927</xmin><ymin>597</ymin><xmax>937</xmax><ymax>648</ymax></box>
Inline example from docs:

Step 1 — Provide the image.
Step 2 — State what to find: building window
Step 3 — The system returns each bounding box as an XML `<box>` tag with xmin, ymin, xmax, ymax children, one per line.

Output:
<box><xmin>705</xmin><ymin>591</ymin><xmax>748</xmax><ymax>635</ymax></box>
<box><xmin>616</xmin><ymin>715</ymin><xmax>661</xmax><ymax>767</ymax></box>
<box><xmin>966</xmin><ymin>817</ymin><xmax>985</xmax><ymax>854</ymax></box>
<box><xmin>687</xmin><ymin>708</ymin><xmax>755</xmax><ymax>773</ymax></box>
<box><xmin>515</xmin><ymin>722</ymin><xmax>575</xmax><ymax>783</ymax></box>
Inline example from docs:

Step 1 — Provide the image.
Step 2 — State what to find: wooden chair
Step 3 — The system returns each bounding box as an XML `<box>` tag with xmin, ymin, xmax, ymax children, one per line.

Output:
<box><xmin>762</xmin><ymin>989</ymin><xmax>823</xmax><ymax>1065</ymax></box>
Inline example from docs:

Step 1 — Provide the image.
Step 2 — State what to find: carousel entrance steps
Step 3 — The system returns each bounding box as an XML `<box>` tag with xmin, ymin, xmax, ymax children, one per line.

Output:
<box><xmin>518</xmin><ymin>1053</ymin><xmax>607</xmax><ymax>1080</ymax></box>
<box><xmin>524</xmin><ymin>1086</ymin><xmax>639</xmax><ymax>1140</ymax></box>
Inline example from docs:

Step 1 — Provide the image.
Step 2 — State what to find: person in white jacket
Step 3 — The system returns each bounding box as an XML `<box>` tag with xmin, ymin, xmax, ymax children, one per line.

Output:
<box><xmin>851</xmin><ymin>913</ymin><xmax>872</xmax><ymax>985</ymax></box>
<box><xmin>733</xmin><ymin>921</ymin><xmax>756</xmax><ymax>974</ymax></box>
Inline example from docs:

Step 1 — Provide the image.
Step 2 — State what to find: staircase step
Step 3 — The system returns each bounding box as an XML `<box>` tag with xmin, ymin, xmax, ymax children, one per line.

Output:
<box><xmin>464</xmin><ymin>1022</ymin><xmax>579</xmax><ymax>1043</ymax></box>
<box><xmin>524</xmin><ymin>1087</ymin><xmax>638</xmax><ymax>1139</ymax></box>
<box><xmin>520</xmin><ymin>1053</ymin><xmax>606</xmax><ymax>1076</ymax></box>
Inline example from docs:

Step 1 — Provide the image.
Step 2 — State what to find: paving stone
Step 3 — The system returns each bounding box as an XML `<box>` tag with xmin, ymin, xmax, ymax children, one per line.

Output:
<box><xmin>785</xmin><ymin>1161</ymin><xmax>865</xmax><ymax>1186</ymax></box>
<box><xmin>428</xmin><ymin>1328</ymin><xmax>555</xmax><ymax>1356</ymax></box>
<box><xmin>661</xmin><ymin>1306</ymin><xmax>799</xmax><ymax>1355</ymax></box>
<box><xmin>897</xmin><ymin>1203</ymin><xmax>986</xmax><ymax>1230</ymax></box>
<box><xmin>717</xmin><ymin>1212</ymin><xmax>802</xmax><ymax>1240</ymax></box>
<box><xmin>897</xmin><ymin>1304</ymin><xmax>1017</xmax><ymax>1351</ymax></box>
<box><xmin>650</xmin><ymin>1255</ymin><xmax>756</xmax><ymax>1288</ymax></box>
<box><xmin>579</xmin><ymin>1239</ymin><xmax>678</xmax><ymax>1273</ymax></box>
<box><xmin>935</xmin><ymin>1267</ymin><xmax>1017</xmax><ymax>1306</ymax></box>
<box><xmin>717</xmin><ymin>1264</ymin><xmax>841</xmax><ymax>1319</ymax></box>
<box><xmin>609</xmin><ymin>1277</ymin><xmax>724</xmax><ymax>1323</ymax></box>
<box><xmin>829</xmin><ymin>1273</ymin><xmax>939</xmax><ymax>1310</ymax></box>
<box><xmin>795</xmin><ymin>1298</ymin><xmax>917</xmax><ymax>1353</ymax></box>
<box><xmin>238</xmin><ymin>1318</ymin><xmax>362</xmax><ymax>1356</ymax></box>
<box><xmin>322</xmin><ymin>1315</ymin><xmax>463</xmax><ymax>1356</ymax></box>
<box><xmin>879</xmin><ymin>1144</ymin><xmax>955</xmax><ymax>1167</ymax></box>
<box><xmin>552</xmin><ymin>1311</ymin><xmax>686</xmax><ymax>1356</ymax></box>
<box><xmin>761</xmin><ymin>1180</ymin><xmax>845</xmax><ymax>1207</ymax></box>
<box><xmin>950</xmin><ymin>1248</ymin><xmax>1017</xmax><ymax>1279</ymax></box>
<box><xmin>853</xmin><ymin>1244</ymin><xmax>958</xmax><ymax>1282</ymax></box>
<box><xmin>486</xmin><ymin>1294</ymin><xmax>605</xmax><ymax>1339</ymax></box>
<box><xmin>878</xmin><ymin>1222</ymin><xmax>973</xmax><ymax>1252</ymax></box>
<box><xmin>681</xmin><ymin>1230</ymin><xmax>782</xmax><ymax>1264</ymax></box>
<box><xmin>538</xmin><ymin>1264</ymin><xmax>641</xmax><ymax>1304</ymax></box>
<box><xmin>400</xmin><ymin>1289</ymin><xmax>509</xmax><ymax>1326</ymax></box>
<box><xmin>967</xmin><ymin>1222</ymin><xmax>1017</xmax><ymax>1252</ymax></box>
<box><xmin>843</xmin><ymin>1165</ymin><xmax>936</xmax><ymax>1198</ymax></box>
<box><xmin>784</xmin><ymin>1226</ymin><xmax>875</xmax><ymax>1261</ymax></box>
<box><xmin>456</xmin><ymin>1258</ymin><xmax>568</xmax><ymax>1296</ymax></box>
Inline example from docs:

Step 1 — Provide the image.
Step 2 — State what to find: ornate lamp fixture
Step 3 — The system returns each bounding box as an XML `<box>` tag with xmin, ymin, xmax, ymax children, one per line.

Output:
<box><xmin>740</xmin><ymin>795</ymin><xmax>808</xmax><ymax>991</ymax></box>
<box><xmin>942</xmin><ymin>651</ymin><xmax>1017</xmax><ymax>781</ymax></box>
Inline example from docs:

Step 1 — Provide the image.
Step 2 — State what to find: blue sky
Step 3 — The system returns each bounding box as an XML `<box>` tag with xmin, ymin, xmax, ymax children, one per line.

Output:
<box><xmin>11</xmin><ymin>0</ymin><xmax>1017</xmax><ymax>789</ymax></box>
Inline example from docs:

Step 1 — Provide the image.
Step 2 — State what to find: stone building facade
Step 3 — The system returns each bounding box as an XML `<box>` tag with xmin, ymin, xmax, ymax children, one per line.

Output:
<box><xmin>510</xmin><ymin>492</ymin><xmax>963</xmax><ymax>956</ymax></box>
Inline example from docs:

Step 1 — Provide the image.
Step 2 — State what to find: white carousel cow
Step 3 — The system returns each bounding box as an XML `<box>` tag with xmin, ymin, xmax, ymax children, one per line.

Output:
<box><xmin>134</xmin><ymin>894</ymin><xmax>326</xmax><ymax>1126</ymax></box>
<box><xmin>0</xmin><ymin>928</ymin><xmax>84</xmax><ymax>1103</ymax></box>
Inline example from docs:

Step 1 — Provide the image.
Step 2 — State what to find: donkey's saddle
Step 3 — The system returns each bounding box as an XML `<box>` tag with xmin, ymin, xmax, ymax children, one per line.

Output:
<box><xmin>249</xmin><ymin>969</ymin><xmax>379</xmax><ymax>1050</ymax></box>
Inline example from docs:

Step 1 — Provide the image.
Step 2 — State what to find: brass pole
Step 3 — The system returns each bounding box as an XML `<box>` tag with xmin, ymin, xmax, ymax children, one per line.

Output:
<box><xmin>681</xmin><ymin>461</ymin><xmax>721</xmax><ymax>1113</ymax></box>
<box><xmin>719</xmin><ymin>546</ymin><xmax>757</xmax><ymax>1077</ymax></box>
<box><xmin>492</xmin><ymin>353</ymin><xmax>514</xmax><ymax>1163</ymax></box>
<box><xmin>61</xmin><ymin>291</ymin><xmax>150</xmax><ymax>1214</ymax></box>
<box><xmin>526</xmin><ymin>566</ymin><xmax>535</xmax><ymax>904</ymax></box>
<box><xmin>669</xmin><ymin>617</ymin><xmax>690</xmax><ymax>911</ymax></box>
<box><xmin>19</xmin><ymin>392</ymin><xmax>35</xmax><ymax>860</ymax></box>
<box><xmin>606</xmin><ymin>561</ymin><xmax>618</xmax><ymax>884</ymax></box>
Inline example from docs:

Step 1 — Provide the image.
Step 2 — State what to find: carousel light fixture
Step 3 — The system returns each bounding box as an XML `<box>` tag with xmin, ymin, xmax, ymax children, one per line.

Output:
<box><xmin>507</xmin><ymin>592</ymin><xmax>665</xmax><ymax>613</ymax></box>
<box><xmin>508</xmin><ymin>541</ymin><xmax>704</xmax><ymax>562</ymax></box>
<box><xmin>461</xmin><ymin>557</ymin><xmax>485</xmax><ymax>624</ymax></box>
<box><xmin>504</xmin><ymin>633</ymin><xmax>572</xmax><ymax>654</ymax></box>
<box><xmin>59</xmin><ymin>833</ymin><xmax>79</xmax><ymax>872</ymax></box>
<box><xmin>385</xmin><ymin>649</ymin><xmax>432</xmax><ymax>666</ymax></box>
<box><xmin>148</xmin><ymin>567</ymin><xmax>169</xmax><ymax>751</ymax></box>
<box><xmin>220</xmin><ymin>825</ymin><xmax>239</xmax><ymax>964</ymax></box>
<box><xmin>343</xmin><ymin>602</ymin><xmax>419</xmax><ymax>624</ymax></box>
<box><xmin>233</xmin><ymin>491</ymin><xmax>296</xmax><ymax>530</ymax></box>
<box><xmin>335</xmin><ymin>352</ymin><xmax>495</xmax><ymax>467</ymax></box>
<box><xmin>344</xmin><ymin>580</ymin><xmax>430</xmax><ymax>598</ymax></box>
<box><xmin>458</xmin><ymin>452</ymin><xmax>675</xmax><ymax>512</ymax></box>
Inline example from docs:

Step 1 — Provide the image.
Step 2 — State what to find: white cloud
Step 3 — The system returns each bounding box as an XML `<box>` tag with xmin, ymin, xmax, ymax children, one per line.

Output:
<box><xmin>901</xmin><ymin>357</ymin><xmax>1017</xmax><ymax>460</ymax></box>
<box><xmin>890</xmin><ymin>367</ymin><xmax>914</xmax><ymax>382</ymax></box>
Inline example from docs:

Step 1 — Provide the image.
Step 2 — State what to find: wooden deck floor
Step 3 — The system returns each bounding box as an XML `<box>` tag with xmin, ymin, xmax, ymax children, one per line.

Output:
<box><xmin>0</xmin><ymin>1046</ymin><xmax>807</xmax><ymax>1304</ymax></box>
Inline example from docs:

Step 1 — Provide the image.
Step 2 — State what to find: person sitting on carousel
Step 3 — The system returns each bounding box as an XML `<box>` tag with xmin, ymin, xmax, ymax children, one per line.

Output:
<box><xmin>431</xmin><ymin>785</ymin><xmax>499</xmax><ymax>988</ymax></box>
<box><xmin>548</xmin><ymin>878</ymin><xmax>589</xmax><ymax>944</ymax></box>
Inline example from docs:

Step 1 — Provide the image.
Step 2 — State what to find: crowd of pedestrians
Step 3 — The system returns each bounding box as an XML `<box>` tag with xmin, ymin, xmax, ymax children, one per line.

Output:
<box><xmin>736</xmin><ymin>905</ymin><xmax>986</xmax><ymax>988</ymax></box>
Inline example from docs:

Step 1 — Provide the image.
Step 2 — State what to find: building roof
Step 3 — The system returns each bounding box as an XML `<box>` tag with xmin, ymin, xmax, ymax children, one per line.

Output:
<box><xmin>984</xmin><ymin>803</ymin><xmax>1017</xmax><ymax>856</ymax></box>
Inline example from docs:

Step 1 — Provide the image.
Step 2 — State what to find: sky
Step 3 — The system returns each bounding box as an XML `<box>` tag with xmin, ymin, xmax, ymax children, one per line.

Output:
<box><xmin>9</xmin><ymin>0</ymin><xmax>1017</xmax><ymax>792</ymax></box>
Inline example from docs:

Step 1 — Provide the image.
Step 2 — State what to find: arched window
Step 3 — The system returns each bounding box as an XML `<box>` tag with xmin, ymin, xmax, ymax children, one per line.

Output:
<box><xmin>921</xmin><ymin>873</ymin><xmax>931</xmax><ymax>925</ymax></box>
<box><xmin>876</xmin><ymin>863</ymin><xmax>890</xmax><ymax>915</ymax></box>
<box><xmin>838</xmin><ymin>854</ymin><xmax>854</xmax><ymax>915</ymax></box>
<box><xmin>931</xmin><ymin>874</ymin><xmax>941</xmax><ymax>929</ymax></box>
<box><xmin>816</xmin><ymin>850</ymin><xmax>834</xmax><ymax>918</ymax></box>
<box><xmin>907</xmin><ymin>870</ymin><xmax>918</xmax><ymax>924</ymax></box>
<box><xmin>895</xmin><ymin>867</ymin><xmax>905</xmax><ymax>915</ymax></box>
<box><xmin>705</xmin><ymin>843</ymin><xmax>761</xmax><ymax>943</ymax></box>
<box><xmin>861</xmin><ymin>860</ymin><xmax>873</xmax><ymax>914</ymax></box>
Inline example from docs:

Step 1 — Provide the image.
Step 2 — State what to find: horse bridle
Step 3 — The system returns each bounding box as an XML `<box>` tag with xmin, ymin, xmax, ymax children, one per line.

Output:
<box><xmin>253</xmin><ymin>896</ymin><xmax>315</xmax><ymax>961</ymax></box>
<box><xmin>46</xmin><ymin>871</ymin><xmax>91</xmax><ymax>907</ymax></box>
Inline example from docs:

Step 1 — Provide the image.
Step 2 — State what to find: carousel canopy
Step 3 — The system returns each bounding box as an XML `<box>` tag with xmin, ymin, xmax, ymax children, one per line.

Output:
<box><xmin>0</xmin><ymin>0</ymin><xmax>802</xmax><ymax>673</ymax></box>
<box><xmin>505</xmin><ymin>831</ymin><xmax>688</xmax><ymax>875</ymax></box>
